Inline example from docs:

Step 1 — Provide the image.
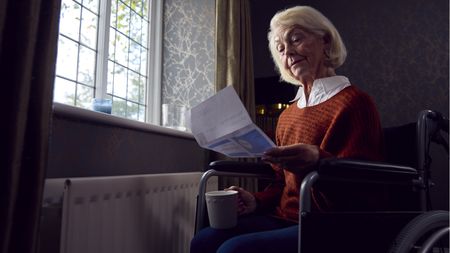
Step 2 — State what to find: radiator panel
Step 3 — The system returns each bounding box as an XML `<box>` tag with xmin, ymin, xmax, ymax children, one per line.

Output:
<box><xmin>59</xmin><ymin>172</ymin><xmax>217</xmax><ymax>253</ymax></box>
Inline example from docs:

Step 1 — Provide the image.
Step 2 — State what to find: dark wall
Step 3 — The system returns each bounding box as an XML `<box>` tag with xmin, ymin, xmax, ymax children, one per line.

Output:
<box><xmin>305</xmin><ymin>0</ymin><xmax>448</xmax><ymax>127</ymax></box>
<box><xmin>46</xmin><ymin>104</ymin><xmax>209</xmax><ymax>178</ymax></box>
<box><xmin>251</xmin><ymin>0</ymin><xmax>300</xmax><ymax>79</ymax></box>
<box><xmin>251</xmin><ymin>0</ymin><xmax>449</xmax><ymax>210</ymax></box>
<box><xmin>252</xmin><ymin>0</ymin><xmax>448</xmax><ymax>125</ymax></box>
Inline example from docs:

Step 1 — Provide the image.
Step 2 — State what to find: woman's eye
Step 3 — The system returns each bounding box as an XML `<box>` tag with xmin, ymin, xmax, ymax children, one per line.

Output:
<box><xmin>277</xmin><ymin>46</ymin><xmax>284</xmax><ymax>53</ymax></box>
<box><xmin>291</xmin><ymin>35</ymin><xmax>302</xmax><ymax>43</ymax></box>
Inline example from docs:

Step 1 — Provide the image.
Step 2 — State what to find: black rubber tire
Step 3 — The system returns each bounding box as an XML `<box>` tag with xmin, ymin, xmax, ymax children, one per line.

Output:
<box><xmin>388</xmin><ymin>210</ymin><xmax>449</xmax><ymax>253</ymax></box>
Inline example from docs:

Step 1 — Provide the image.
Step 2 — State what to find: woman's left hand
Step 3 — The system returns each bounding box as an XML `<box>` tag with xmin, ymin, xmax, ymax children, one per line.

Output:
<box><xmin>262</xmin><ymin>143</ymin><xmax>320</xmax><ymax>173</ymax></box>
<box><xmin>224</xmin><ymin>186</ymin><xmax>257</xmax><ymax>215</ymax></box>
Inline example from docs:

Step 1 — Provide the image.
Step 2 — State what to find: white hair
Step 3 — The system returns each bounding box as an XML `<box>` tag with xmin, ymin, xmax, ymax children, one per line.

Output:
<box><xmin>268</xmin><ymin>6</ymin><xmax>347</xmax><ymax>85</ymax></box>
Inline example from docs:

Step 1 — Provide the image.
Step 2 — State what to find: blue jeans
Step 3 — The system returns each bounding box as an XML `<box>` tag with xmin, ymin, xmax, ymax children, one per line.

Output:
<box><xmin>190</xmin><ymin>215</ymin><xmax>298</xmax><ymax>253</ymax></box>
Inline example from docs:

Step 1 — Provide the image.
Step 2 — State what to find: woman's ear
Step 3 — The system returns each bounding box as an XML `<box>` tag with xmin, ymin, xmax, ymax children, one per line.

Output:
<box><xmin>322</xmin><ymin>33</ymin><xmax>332</xmax><ymax>58</ymax></box>
<box><xmin>322</xmin><ymin>32</ymin><xmax>331</xmax><ymax>45</ymax></box>
<box><xmin>322</xmin><ymin>33</ymin><xmax>333</xmax><ymax>66</ymax></box>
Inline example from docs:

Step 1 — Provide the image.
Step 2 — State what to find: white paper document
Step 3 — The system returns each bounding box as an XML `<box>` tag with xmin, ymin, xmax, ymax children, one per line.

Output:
<box><xmin>190</xmin><ymin>86</ymin><xmax>276</xmax><ymax>157</ymax></box>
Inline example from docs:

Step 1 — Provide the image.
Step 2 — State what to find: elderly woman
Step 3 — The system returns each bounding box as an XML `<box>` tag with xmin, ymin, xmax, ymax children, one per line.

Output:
<box><xmin>191</xmin><ymin>6</ymin><xmax>383</xmax><ymax>253</ymax></box>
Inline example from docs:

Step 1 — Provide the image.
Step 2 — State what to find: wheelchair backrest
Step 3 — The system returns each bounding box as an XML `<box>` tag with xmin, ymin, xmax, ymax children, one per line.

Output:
<box><xmin>383</xmin><ymin>122</ymin><xmax>417</xmax><ymax>168</ymax></box>
<box><xmin>383</xmin><ymin>110</ymin><xmax>449</xmax><ymax>172</ymax></box>
<box><xmin>382</xmin><ymin>110</ymin><xmax>448</xmax><ymax>211</ymax></box>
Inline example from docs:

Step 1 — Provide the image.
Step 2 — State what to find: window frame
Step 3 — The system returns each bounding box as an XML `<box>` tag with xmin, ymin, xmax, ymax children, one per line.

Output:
<box><xmin>54</xmin><ymin>0</ymin><xmax>163</xmax><ymax>125</ymax></box>
<box><xmin>146</xmin><ymin>0</ymin><xmax>163</xmax><ymax>125</ymax></box>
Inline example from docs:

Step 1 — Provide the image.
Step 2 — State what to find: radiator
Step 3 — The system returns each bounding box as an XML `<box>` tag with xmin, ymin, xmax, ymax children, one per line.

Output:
<box><xmin>55</xmin><ymin>172</ymin><xmax>217</xmax><ymax>253</ymax></box>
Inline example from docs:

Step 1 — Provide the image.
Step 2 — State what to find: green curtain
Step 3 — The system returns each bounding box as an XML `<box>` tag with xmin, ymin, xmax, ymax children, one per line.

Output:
<box><xmin>215</xmin><ymin>0</ymin><xmax>258</xmax><ymax>191</ymax></box>
<box><xmin>0</xmin><ymin>0</ymin><xmax>61</xmax><ymax>252</ymax></box>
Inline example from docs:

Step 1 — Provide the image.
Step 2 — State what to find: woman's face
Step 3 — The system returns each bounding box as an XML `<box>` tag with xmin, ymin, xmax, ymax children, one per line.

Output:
<box><xmin>274</xmin><ymin>26</ymin><xmax>329</xmax><ymax>85</ymax></box>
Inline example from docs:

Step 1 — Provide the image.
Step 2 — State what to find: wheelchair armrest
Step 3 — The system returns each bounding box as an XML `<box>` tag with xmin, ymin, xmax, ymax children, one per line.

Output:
<box><xmin>195</xmin><ymin>161</ymin><xmax>274</xmax><ymax>233</ymax></box>
<box><xmin>299</xmin><ymin>158</ymin><xmax>420</xmax><ymax>215</ymax></box>
<box><xmin>317</xmin><ymin>157</ymin><xmax>419</xmax><ymax>183</ymax></box>
<box><xmin>208</xmin><ymin>160</ymin><xmax>275</xmax><ymax>177</ymax></box>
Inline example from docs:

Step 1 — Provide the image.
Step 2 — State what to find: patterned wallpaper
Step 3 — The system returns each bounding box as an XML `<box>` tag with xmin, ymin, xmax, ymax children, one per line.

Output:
<box><xmin>317</xmin><ymin>0</ymin><xmax>449</xmax><ymax>128</ymax></box>
<box><xmin>162</xmin><ymin>0</ymin><xmax>215</xmax><ymax>109</ymax></box>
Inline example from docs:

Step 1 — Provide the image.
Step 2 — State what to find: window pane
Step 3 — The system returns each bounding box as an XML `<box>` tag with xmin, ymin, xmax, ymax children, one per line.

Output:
<box><xmin>131</xmin><ymin>0</ymin><xmax>143</xmax><ymax>16</ymax></box>
<box><xmin>110</xmin><ymin>0</ymin><xmax>118</xmax><ymax>28</ymax></box>
<box><xmin>123</xmin><ymin>0</ymin><xmax>132</xmax><ymax>7</ymax></box>
<box><xmin>112</xmin><ymin>63</ymin><xmax>127</xmax><ymax>98</ymax></box>
<box><xmin>142</xmin><ymin>0</ymin><xmax>148</xmax><ymax>19</ymax></box>
<box><xmin>115</xmin><ymin>32</ymin><xmax>129</xmax><ymax>66</ymax></box>
<box><xmin>56</xmin><ymin>36</ymin><xmax>78</xmax><ymax>81</ymax></box>
<box><xmin>140</xmin><ymin>46</ymin><xmax>147</xmax><ymax>75</ymax></box>
<box><xmin>138</xmin><ymin>105</ymin><xmax>145</xmax><ymax>121</ymax></box>
<box><xmin>76</xmin><ymin>85</ymin><xmax>94</xmax><ymax>109</ymax></box>
<box><xmin>139</xmin><ymin>75</ymin><xmax>146</xmax><ymax>104</ymax></box>
<box><xmin>126</xmin><ymin>101</ymin><xmax>139</xmax><ymax>120</ymax></box>
<box><xmin>128</xmin><ymin>41</ymin><xmax>141</xmax><ymax>72</ymax></box>
<box><xmin>108</xmin><ymin>29</ymin><xmax>116</xmax><ymax>60</ymax></box>
<box><xmin>54</xmin><ymin>77</ymin><xmax>76</xmax><ymax>105</ymax></box>
<box><xmin>80</xmin><ymin>7</ymin><xmax>98</xmax><ymax>49</ymax></box>
<box><xmin>141</xmin><ymin>16</ymin><xmax>148</xmax><ymax>46</ymax></box>
<box><xmin>59</xmin><ymin>0</ymin><xmax>81</xmax><ymax>41</ymax></box>
<box><xmin>117</xmin><ymin>1</ymin><xmax>130</xmax><ymax>36</ymax></box>
<box><xmin>78</xmin><ymin>45</ymin><xmax>96</xmax><ymax>86</ymax></box>
<box><xmin>130</xmin><ymin>10</ymin><xmax>142</xmax><ymax>43</ymax></box>
<box><xmin>127</xmin><ymin>70</ymin><xmax>139</xmax><ymax>101</ymax></box>
<box><xmin>82</xmin><ymin>0</ymin><xmax>99</xmax><ymax>14</ymax></box>
<box><xmin>107</xmin><ymin>0</ymin><xmax>149</xmax><ymax>123</ymax></box>
<box><xmin>107</xmin><ymin>60</ymin><xmax>114</xmax><ymax>94</ymax></box>
<box><xmin>112</xmin><ymin>97</ymin><xmax>127</xmax><ymax>117</ymax></box>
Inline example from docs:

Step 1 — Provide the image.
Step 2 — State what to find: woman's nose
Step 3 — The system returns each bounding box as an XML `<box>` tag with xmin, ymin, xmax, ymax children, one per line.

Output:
<box><xmin>285</xmin><ymin>44</ymin><xmax>295</xmax><ymax>55</ymax></box>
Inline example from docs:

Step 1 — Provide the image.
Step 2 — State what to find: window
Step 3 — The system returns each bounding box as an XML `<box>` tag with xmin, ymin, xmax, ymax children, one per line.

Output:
<box><xmin>54</xmin><ymin>0</ymin><xmax>160</xmax><ymax>122</ymax></box>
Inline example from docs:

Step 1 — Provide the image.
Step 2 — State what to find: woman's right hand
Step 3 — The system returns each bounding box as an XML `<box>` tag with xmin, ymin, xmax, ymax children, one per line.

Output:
<box><xmin>262</xmin><ymin>143</ymin><xmax>320</xmax><ymax>173</ymax></box>
<box><xmin>225</xmin><ymin>186</ymin><xmax>257</xmax><ymax>215</ymax></box>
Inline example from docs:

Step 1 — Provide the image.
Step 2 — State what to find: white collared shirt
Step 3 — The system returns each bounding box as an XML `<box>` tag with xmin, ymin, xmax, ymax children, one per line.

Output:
<box><xmin>291</xmin><ymin>76</ymin><xmax>351</xmax><ymax>108</ymax></box>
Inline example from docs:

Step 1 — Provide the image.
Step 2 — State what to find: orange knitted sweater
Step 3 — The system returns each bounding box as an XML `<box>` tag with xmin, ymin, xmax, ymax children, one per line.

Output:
<box><xmin>254</xmin><ymin>85</ymin><xmax>384</xmax><ymax>222</ymax></box>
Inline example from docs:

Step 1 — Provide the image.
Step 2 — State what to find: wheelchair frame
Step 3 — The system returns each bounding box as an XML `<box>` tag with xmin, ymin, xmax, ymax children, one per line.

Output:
<box><xmin>194</xmin><ymin>110</ymin><xmax>449</xmax><ymax>253</ymax></box>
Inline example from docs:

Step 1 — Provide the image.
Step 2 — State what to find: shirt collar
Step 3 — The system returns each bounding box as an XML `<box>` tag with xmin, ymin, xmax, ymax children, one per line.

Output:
<box><xmin>291</xmin><ymin>75</ymin><xmax>351</xmax><ymax>108</ymax></box>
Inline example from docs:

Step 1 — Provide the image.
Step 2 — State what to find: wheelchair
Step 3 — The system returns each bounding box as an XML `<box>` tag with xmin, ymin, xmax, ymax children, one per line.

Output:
<box><xmin>194</xmin><ymin>110</ymin><xmax>449</xmax><ymax>253</ymax></box>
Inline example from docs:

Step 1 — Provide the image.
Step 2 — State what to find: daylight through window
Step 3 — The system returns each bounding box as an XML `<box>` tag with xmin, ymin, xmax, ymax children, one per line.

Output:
<box><xmin>54</xmin><ymin>0</ymin><xmax>150</xmax><ymax>122</ymax></box>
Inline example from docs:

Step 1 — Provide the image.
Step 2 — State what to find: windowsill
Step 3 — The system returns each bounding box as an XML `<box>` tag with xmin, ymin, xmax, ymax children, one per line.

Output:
<box><xmin>52</xmin><ymin>102</ymin><xmax>194</xmax><ymax>140</ymax></box>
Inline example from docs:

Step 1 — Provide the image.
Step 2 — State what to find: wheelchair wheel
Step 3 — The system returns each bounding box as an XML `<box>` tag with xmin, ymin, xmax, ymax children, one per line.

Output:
<box><xmin>389</xmin><ymin>210</ymin><xmax>449</xmax><ymax>253</ymax></box>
